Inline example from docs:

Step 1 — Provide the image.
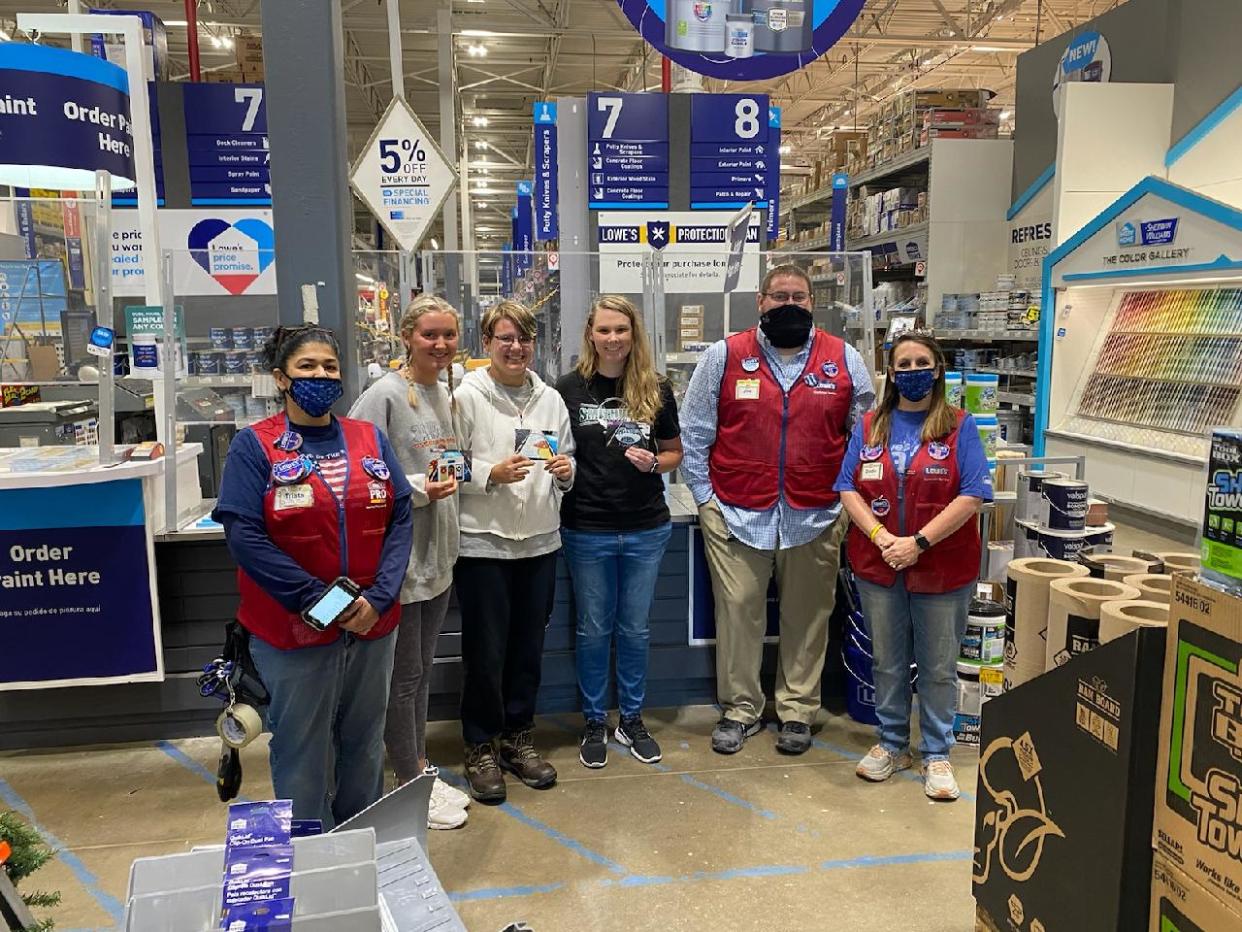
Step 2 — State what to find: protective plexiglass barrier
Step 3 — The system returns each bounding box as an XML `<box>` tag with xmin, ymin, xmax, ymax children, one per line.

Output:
<box><xmin>353</xmin><ymin>249</ymin><xmax>407</xmax><ymax>375</ymax></box>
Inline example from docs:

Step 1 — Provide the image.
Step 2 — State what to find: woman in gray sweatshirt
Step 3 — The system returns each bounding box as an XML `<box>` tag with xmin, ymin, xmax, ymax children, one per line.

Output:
<box><xmin>349</xmin><ymin>295</ymin><xmax>471</xmax><ymax>830</ymax></box>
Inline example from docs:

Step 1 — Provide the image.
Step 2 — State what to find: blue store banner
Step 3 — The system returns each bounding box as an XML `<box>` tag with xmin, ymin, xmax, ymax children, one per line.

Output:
<box><xmin>502</xmin><ymin>242</ymin><xmax>514</xmax><ymax>294</ymax></box>
<box><xmin>0</xmin><ymin>43</ymin><xmax>137</xmax><ymax>189</ymax></box>
<box><xmin>0</xmin><ymin>478</ymin><xmax>163</xmax><ymax>690</ymax></box>
<box><xmin>182</xmin><ymin>83</ymin><xmax>271</xmax><ymax>205</ymax></box>
<box><xmin>587</xmin><ymin>92</ymin><xmax>669</xmax><ymax>209</ymax></box>
<box><xmin>767</xmin><ymin>107</ymin><xmax>781</xmax><ymax>241</ymax></box>
<box><xmin>533</xmin><ymin>102</ymin><xmax>559</xmax><ymax>240</ymax></box>
<box><xmin>13</xmin><ymin>191</ymin><xmax>36</xmax><ymax>259</ymax></box>
<box><xmin>830</xmin><ymin>172</ymin><xmax>849</xmax><ymax>251</ymax></box>
<box><xmin>515</xmin><ymin>181</ymin><xmax>534</xmax><ymax>273</ymax></box>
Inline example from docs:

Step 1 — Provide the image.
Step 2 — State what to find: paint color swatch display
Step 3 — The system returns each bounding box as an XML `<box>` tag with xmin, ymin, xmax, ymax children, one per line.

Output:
<box><xmin>1076</xmin><ymin>288</ymin><xmax>1242</xmax><ymax>435</ymax></box>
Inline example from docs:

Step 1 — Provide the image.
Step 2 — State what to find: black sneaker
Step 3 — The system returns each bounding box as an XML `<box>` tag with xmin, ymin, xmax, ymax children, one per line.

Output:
<box><xmin>616</xmin><ymin>714</ymin><xmax>662</xmax><ymax>764</ymax></box>
<box><xmin>775</xmin><ymin>721</ymin><xmax>813</xmax><ymax>755</ymax></box>
<box><xmin>711</xmin><ymin>716</ymin><xmax>762</xmax><ymax>754</ymax></box>
<box><xmin>579</xmin><ymin>720</ymin><xmax>609</xmax><ymax>769</ymax></box>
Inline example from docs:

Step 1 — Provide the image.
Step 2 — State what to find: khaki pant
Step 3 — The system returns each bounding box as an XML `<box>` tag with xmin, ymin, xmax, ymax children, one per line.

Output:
<box><xmin>698</xmin><ymin>501</ymin><xmax>846</xmax><ymax>726</ymax></box>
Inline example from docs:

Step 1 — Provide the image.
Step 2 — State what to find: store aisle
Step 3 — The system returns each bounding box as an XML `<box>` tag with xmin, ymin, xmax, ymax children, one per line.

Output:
<box><xmin>0</xmin><ymin>705</ymin><xmax>979</xmax><ymax>932</ymax></box>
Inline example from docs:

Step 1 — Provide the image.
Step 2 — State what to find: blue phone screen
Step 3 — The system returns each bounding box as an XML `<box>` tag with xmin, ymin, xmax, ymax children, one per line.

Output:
<box><xmin>307</xmin><ymin>584</ymin><xmax>354</xmax><ymax>627</ymax></box>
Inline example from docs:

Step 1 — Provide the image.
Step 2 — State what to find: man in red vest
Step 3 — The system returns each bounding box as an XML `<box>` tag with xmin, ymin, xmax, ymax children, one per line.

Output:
<box><xmin>681</xmin><ymin>264</ymin><xmax>875</xmax><ymax>755</ymax></box>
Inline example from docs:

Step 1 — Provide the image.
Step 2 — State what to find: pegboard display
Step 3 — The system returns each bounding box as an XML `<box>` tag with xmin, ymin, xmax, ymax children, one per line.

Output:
<box><xmin>1071</xmin><ymin>287</ymin><xmax>1242</xmax><ymax>440</ymax></box>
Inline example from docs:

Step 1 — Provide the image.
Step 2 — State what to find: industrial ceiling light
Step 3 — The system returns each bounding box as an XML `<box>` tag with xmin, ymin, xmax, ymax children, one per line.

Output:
<box><xmin>430</xmin><ymin>238</ymin><xmax>440</xmax><ymax>250</ymax></box>
<box><xmin>471</xmin><ymin>116</ymin><xmax>489</xmax><ymax>127</ymax></box>
<box><xmin>466</xmin><ymin>44</ymin><xmax>488</xmax><ymax>57</ymax></box>
<box><xmin>779</xmin><ymin>144</ymin><xmax>791</xmax><ymax>155</ymax></box>
<box><xmin>474</xmin><ymin>141</ymin><xmax>487</xmax><ymax>150</ymax></box>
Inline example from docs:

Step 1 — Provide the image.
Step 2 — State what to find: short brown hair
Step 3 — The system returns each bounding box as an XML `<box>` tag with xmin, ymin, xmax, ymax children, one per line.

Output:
<box><xmin>760</xmin><ymin>263</ymin><xmax>812</xmax><ymax>296</ymax></box>
<box><xmin>481</xmin><ymin>299</ymin><xmax>537</xmax><ymax>340</ymax></box>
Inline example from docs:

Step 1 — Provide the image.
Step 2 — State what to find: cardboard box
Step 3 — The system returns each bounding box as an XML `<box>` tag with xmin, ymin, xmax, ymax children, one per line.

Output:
<box><xmin>1153</xmin><ymin>574</ymin><xmax>1242</xmax><ymax>914</ymax></box>
<box><xmin>1203</xmin><ymin>429</ymin><xmax>1242</xmax><ymax>588</ymax></box>
<box><xmin>1150</xmin><ymin>853</ymin><xmax>1242</xmax><ymax>931</ymax></box>
<box><xmin>972</xmin><ymin>628</ymin><xmax>1166</xmax><ymax>931</ymax></box>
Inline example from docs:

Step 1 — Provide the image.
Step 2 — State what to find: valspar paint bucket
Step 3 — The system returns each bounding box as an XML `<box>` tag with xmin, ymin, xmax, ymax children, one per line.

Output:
<box><xmin>1036</xmin><ymin>525</ymin><xmax>1091</xmax><ymax>562</ymax></box>
<box><xmin>1084</xmin><ymin>522</ymin><xmax>1115</xmax><ymax>550</ymax></box>
<box><xmin>1039</xmin><ymin>477</ymin><xmax>1089</xmax><ymax>530</ymax></box>
<box><xmin>953</xmin><ymin>661</ymin><xmax>1004</xmax><ymax>747</ymax></box>
<box><xmin>1017</xmin><ymin>470</ymin><xmax>1063</xmax><ymax>523</ymax></box>
<box><xmin>961</xmin><ymin>599</ymin><xmax>1006</xmax><ymax>664</ymax></box>
<box><xmin>750</xmin><ymin>0</ymin><xmax>814</xmax><ymax>53</ymax></box>
<box><xmin>1014</xmin><ymin>519</ymin><xmax>1039</xmax><ymax>559</ymax></box>
<box><xmin>665</xmin><ymin>0</ymin><xmax>728</xmax><ymax>54</ymax></box>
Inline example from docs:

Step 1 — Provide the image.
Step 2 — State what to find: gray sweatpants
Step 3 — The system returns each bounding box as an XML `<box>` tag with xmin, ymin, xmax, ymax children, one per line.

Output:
<box><xmin>383</xmin><ymin>588</ymin><xmax>453</xmax><ymax>784</ymax></box>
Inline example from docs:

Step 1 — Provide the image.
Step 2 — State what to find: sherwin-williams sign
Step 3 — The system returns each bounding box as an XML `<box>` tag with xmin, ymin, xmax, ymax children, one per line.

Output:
<box><xmin>618</xmin><ymin>1</ymin><xmax>865</xmax><ymax>81</ymax></box>
<box><xmin>0</xmin><ymin>43</ymin><xmax>137</xmax><ymax>189</ymax></box>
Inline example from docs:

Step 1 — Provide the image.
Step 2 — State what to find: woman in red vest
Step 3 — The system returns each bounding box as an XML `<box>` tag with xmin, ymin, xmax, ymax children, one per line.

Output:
<box><xmin>835</xmin><ymin>333</ymin><xmax>993</xmax><ymax>801</ymax></box>
<box><xmin>214</xmin><ymin>325</ymin><xmax>413</xmax><ymax>827</ymax></box>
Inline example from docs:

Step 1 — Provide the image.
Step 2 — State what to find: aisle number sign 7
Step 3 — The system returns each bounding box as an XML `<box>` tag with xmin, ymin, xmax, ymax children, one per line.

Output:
<box><xmin>596</xmin><ymin>97</ymin><xmax>624</xmax><ymax>139</ymax></box>
<box><xmin>234</xmin><ymin>88</ymin><xmax>263</xmax><ymax>133</ymax></box>
<box><xmin>597</xmin><ymin>95</ymin><xmax>761</xmax><ymax>140</ymax></box>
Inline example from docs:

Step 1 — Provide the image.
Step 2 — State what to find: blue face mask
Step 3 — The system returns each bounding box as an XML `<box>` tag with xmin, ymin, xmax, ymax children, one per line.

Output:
<box><xmin>893</xmin><ymin>367</ymin><xmax>937</xmax><ymax>402</ymax></box>
<box><xmin>283</xmin><ymin>374</ymin><xmax>343</xmax><ymax>417</ymax></box>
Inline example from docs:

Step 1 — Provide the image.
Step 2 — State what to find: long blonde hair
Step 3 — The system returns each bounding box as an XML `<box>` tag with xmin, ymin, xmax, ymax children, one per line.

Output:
<box><xmin>400</xmin><ymin>295</ymin><xmax>460</xmax><ymax>412</ymax></box>
<box><xmin>575</xmin><ymin>294</ymin><xmax>664</xmax><ymax>425</ymax></box>
<box><xmin>867</xmin><ymin>332</ymin><xmax>958</xmax><ymax>447</ymax></box>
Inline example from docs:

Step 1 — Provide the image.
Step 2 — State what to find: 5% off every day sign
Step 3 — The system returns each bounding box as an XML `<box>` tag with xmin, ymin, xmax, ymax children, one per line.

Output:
<box><xmin>350</xmin><ymin>97</ymin><xmax>459</xmax><ymax>252</ymax></box>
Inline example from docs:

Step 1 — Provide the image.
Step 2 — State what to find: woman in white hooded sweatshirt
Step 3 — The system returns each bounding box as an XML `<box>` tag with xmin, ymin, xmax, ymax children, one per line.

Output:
<box><xmin>454</xmin><ymin>300</ymin><xmax>575</xmax><ymax>803</ymax></box>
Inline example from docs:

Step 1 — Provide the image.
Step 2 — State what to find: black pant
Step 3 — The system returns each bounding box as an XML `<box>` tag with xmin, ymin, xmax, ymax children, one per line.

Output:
<box><xmin>455</xmin><ymin>552</ymin><xmax>558</xmax><ymax>745</ymax></box>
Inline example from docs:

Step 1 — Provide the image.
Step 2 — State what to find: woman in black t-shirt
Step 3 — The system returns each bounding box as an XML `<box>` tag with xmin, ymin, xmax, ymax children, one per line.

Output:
<box><xmin>556</xmin><ymin>295</ymin><xmax>683</xmax><ymax>770</ymax></box>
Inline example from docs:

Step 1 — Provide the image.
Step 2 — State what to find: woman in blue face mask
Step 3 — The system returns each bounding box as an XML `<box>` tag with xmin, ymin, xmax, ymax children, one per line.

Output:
<box><xmin>213</xmin><ymin>325</ymin><xmax>414</xmax><ymax>828</ymax></box>
<box><xmin>833</xmin><ymin>332</ymin><xmax>993</xmax><ymax>802</ymax></box>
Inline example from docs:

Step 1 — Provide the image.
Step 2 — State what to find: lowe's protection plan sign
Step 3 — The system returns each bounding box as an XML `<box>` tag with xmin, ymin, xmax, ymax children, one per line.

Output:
<box><xmin>350</xmin><ymin>96</ymin><xmax>458</xmax><ymax>252</ymax></box>
<box><xmin>0</xmin><ymin>43</ymin><xmax>138</xmax><ymax>189</ymax></box>
<box><xmin>0</xmin><ymin>479</ymin><xmax>163</xmax><ymax>690</ymax></box>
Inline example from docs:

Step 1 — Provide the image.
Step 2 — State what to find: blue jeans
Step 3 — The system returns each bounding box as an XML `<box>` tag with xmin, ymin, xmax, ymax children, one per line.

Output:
<box><xmin>250</xmin><ymin>631</ymin><xmax>396</xmax><ymax>828</ymax></box>
<box><xmin>855</xmin><ymin>577</ymin><xmax>973</xmax><ymax>761</ymax></box>
<box><xmin>561</xmin><ymin>523</ymin><xmax>673</xmax><ymax>722</ymax></box>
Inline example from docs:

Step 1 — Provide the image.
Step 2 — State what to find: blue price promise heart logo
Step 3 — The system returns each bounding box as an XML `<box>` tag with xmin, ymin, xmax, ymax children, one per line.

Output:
<box><xmin>187</xmin><ymin>218</ymin><xmax>275</xmax><ymax>295</ymax></box>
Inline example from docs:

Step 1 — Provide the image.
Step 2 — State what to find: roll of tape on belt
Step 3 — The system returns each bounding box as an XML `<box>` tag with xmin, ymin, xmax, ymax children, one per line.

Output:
<box><xmin>217</xmin><ymin>704</ymin><xmax>262</xmax><ymax>749</ymax></box>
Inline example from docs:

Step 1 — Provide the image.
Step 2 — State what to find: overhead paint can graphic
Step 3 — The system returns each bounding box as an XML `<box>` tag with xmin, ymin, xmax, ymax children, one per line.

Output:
<box><xmin>750</xmin><ymin>0</ymin><xmax>814</xmax><ymax>53</ymax></box>
<box><xmin>665</xmin><ymin>0</ymin><xmax>729</xmax><ymax>53</ymax></box>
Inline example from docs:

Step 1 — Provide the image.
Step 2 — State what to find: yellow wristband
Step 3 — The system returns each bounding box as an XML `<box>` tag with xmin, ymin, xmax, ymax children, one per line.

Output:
<box><xmin>868</xmin><ymin>524</ymin><xmax>884</xmax><ymax>542</ymax></box>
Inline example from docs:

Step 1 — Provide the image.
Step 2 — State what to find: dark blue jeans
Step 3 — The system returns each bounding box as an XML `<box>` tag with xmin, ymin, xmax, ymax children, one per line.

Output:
<box><xmin>561</xmin><ymin>523</ymin><xmax>673</xmax><ymax>722</ymax></box>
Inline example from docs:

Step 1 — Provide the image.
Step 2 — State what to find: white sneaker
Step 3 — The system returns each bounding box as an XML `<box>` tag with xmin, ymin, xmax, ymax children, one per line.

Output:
<box><xmin>427</xmin><ymin>793</ymin><xmax>468</xmax><ymax>830</ymax></box>
<box><xmin>855</xmin><ymin>744</ymin><xmax>913</xmax><ymax>782</ymax></box>
<box><xmin>431</xmin><ymin>775</ymin><xmax>471</xmax><ymax>810</ymax></box>
<box><xmin>922</xmin><ymin>759</ymin><xmax>961</xmax><ymax>801</ymax></box>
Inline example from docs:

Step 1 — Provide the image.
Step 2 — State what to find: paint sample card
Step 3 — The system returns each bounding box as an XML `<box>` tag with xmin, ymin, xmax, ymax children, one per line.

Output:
<box><xmin>515</xmin><ymin>429</ymin><xmax>558</xmax><ymax>460</ymax></box>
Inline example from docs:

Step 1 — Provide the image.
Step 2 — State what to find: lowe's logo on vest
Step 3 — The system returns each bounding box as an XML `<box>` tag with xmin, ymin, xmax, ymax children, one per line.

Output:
<box><xmin>1117</xmin><ymin>218</ymin><xmax>1179</xmax><ymax>248</ymax></box>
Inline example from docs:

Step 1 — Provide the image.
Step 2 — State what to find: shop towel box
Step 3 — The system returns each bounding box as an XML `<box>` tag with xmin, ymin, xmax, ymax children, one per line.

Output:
<box><xmin>1150</xmin><ymin>853</ymin><xmax>1242</xmax><ymax>931</ymax></box>
<box><xmin>972</xmin><ymin>627</ymin><xmax>1166</xmax><ymax>931</ymax></box>
<box><xmin>1153</xmin><ymin>573</ymin><xmax>1242</xmax><ymax>914</ymax></box>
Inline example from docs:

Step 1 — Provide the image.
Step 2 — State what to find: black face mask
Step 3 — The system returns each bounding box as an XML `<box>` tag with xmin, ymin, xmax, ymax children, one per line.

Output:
<box><xmin>760</xmin><ymin>304</ymin><xmax>813</xmax><ymax>349</ymax></box>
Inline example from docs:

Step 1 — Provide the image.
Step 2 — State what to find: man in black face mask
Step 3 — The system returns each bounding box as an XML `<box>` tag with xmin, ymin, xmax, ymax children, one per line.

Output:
<box><xmin>681</xmin><ymin>264</ymin><xmax>875</xmax><ymax>756</ymax></box>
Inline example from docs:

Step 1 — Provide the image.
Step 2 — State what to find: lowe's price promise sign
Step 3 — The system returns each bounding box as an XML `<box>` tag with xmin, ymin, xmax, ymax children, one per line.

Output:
<box><xmin>0</xmin><ymin>43</ymin><xmax>137</xmax><ymax>189</ymax></box>
<box><xmin>350</xmin><ymin>96</ymin><xmax>459</xmax><ymax>252</ymax></box>
<box><xmin>0</xmin><ymin>479</ymin><xmax>163</xmax><ymax>690</ymax></box>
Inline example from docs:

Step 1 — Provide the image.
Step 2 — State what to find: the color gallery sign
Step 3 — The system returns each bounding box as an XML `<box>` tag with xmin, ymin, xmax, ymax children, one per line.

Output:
<box><xmin>0</xmin><ymin>478</ymin><xmax>163</xmax><ymax>690</ymax></box>
<box><xmin>618</xmin><ymin>0</ymin><xmax>865</xmax><ymax>81</ymax></box>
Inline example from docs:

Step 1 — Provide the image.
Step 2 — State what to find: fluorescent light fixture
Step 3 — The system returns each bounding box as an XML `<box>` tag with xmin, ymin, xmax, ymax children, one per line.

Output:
<box><xmin>461</xmin><ymin>30</ymin><xmax>497</xmax><ymax>37</ymax></box>
<box><xmin>162</xmin><ymin>19</ymin><xmax>187</xmax><ymax>26</ymax></box>
<box><xmin>471</xmin><ymin>116</ymin><xmax>489</xmax><ymax>127</ymax></box>
<box><xmin>1000</xmin><ymin>109</ymin><xmax>1013</xmax><ymax>120</ymax></box>
<box><xmin>779</xmin><ymin>144</ymin><xmax>791</xmax><ymax>155</ymax></box>
<box><xmin>222</xmin><ymin>36</ymin><xmax>234</xmax><ymax>50</ymax></box>
<box><xmin>466</xmin><ymin>44</ymin><xmax>488</xmax><ymax>57</ymax></box>
<box><xmin>971</xmin><ymin>45</ymin><xmax>1017</xmax><ymax>53</ymax></box>
<box><xmin>355</xmin><ymin>272</ymin><xmax>375</xmax><ymax>284</ymax></box>
<box><xmin>430</xmin><ymin>238</ymin><xmax>440</xmax><ymax>250</ymax></box>
<box><xmin>474</xmin><ymin>141</ymin><xmax>487</xmax><ymax>150</ymax></box>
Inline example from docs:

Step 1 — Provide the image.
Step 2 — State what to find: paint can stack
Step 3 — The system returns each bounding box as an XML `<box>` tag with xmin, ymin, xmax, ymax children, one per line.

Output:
<box><xmin>1012</xmin><ymin>473</ymin><xmax>1115</xmax><ymax>563</ymax></box>
<box><xmin>953</xmin><ymin>599</ymin><xmax>1006</xmax><ymax>746</ymax></box>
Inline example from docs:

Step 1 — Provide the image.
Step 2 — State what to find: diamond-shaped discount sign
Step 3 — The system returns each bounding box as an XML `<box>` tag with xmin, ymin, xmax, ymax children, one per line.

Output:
<box><xmin>350</xmin><ymin>97</ymin><xmax>458</xmax><ymax>252</ymax></box>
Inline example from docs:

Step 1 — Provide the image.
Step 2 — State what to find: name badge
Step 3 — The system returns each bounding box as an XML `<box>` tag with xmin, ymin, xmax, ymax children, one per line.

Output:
<box><xmin>274</xmin><ymin>484</ymin><xmax>314</xmax><ymax>511</ymax></box>
<box><xmin>735</xmin><ymin>378</ymin><xmax>761</xmax><ymax>401</ymax></box>
<box><xmin>861</xmin><ymin>462</ymin><xmax>884</xmax><ymax>481</ymax></box>
<box><xmin>368</xmin><ymin>480</ymin><xmax>389</xmax><ymax>505</ymax></box>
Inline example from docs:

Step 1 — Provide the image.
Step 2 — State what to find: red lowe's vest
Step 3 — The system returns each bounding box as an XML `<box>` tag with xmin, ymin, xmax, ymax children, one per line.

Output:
<box><xmin>846</xmin><ymin>409</ymin><xmax>981</xmax><ymax>594</ymax></box>
<box><xmin>709</xmin><ymin>329</ymin><xmax>852</xmax><ymax>511</ymax></box>
<box><xmin>236</xmin><ymin>414</ymin><xmax>400</xmax><ymax>650</ymax></box>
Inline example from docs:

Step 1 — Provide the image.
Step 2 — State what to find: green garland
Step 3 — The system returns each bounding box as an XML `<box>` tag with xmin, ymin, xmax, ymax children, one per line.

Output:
<box><xmin>1</xmin><ymin>811</ymin><xmax>60</xmax><ymax>932</ymax></box>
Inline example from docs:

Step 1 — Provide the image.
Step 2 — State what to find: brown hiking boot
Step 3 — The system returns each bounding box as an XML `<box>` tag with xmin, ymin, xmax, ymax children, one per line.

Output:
<box><xmin>464</xmin><ymin>741</ymin><xmax>506</xmax><ymax>803</ymax></box>
<box><xmin>498</xmin><ymin>729</ymin><xmax>557</xmax><ymax>789</ymax></box>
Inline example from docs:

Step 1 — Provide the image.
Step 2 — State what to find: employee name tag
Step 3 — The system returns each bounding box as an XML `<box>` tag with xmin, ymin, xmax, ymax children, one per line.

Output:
<box><xmin>274</xmin><ymin>484</ymin><xmax>314</xmax><ymax>510</ymax></box>
<box><xmin>861</xmin><ymin>462</ymin><xmax>884</xmax><ymax>481</ymax></box>
<box><xmin>735</xmin><ymin>378</ymin><xmax>761</xmax><ymax>400</ymax></box>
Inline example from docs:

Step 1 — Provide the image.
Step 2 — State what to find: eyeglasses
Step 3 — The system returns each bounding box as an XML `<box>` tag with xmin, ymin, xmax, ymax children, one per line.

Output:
<box><xmin>763</xmin><ymin>291</ymin><xmax>811</xmax><ymax>304</ymax></box>
<box><xmin>492</xmin><ymin>334</ymin><xmax>534</xmax><ymax>346</ymax></box>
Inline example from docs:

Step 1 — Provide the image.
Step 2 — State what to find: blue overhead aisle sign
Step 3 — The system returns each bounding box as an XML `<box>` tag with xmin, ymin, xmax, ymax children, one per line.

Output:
<box><xmin>766</xmin><ymin>107</ymin><xmax>781</xmax><ymax>241</ymax></box>
<box><xmin>690</xmin><ymin>94</ymin><xmax>771</xmax><ymax>210</ymax></box>
<box><xmin>533</xmin><ymin>102</ymin><xmax>559</xmax><ymax>240</ymax></box>
<box><xmin>587</xmin><ymin>92</ymin><xmax>669</xmax><ymax>209</ymax></box>
<box><xmin>183</xmin><ymin>83</ymin><xmax>271</xmax><ymax>205</ymax></box>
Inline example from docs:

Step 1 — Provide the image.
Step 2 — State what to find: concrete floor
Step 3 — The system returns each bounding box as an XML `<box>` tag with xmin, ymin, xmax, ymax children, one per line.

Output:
<box><xmin>0</xmin><ymin>520</ymin><xmax>1187</xmax><ymax>931</ymax></box>
<box><xmin>0</xmin><ymin>706</ymin><xmax>981</xmax><ymax>932</ymax></box>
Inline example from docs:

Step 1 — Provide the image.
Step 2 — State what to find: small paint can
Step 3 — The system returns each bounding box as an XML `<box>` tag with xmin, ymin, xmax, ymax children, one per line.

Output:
<box><xmin>1040</xmin><ymin>477</ymin><xmax>1089</xmax><ymax>531</ymax></box>
<box><xmin>953</xmin><ymin>661</ymin><xmax>1004</xmax><ymax>747</ymax></box>
<box><xmin>231</xmin><ymin>327</ymin><xmax>254</xmax><ymax>350</ymax></box>
<box><xmin>961</xmin><ymin>599</ymin><xmax>1006</xmax><ymax>664</ymax></box>
<box><xmin>246</xmin><ymin>351</ymin><xmax>266</xmax><ymax>371</ymax></box>
<box><xmin>224</xmin><ymin>351</ymin><xmax>249</xmax><ymax>375</ymax></box>
<box><xmin>209</xmin><ymin>327</ymin><xmax>232</xmax><ymax>350</ymax></box>
<box><xmin>1017</xmin><ymin>469</ymin><xmax>1062</xmax><ymax>523</ymax></box>
<box><xmin>196</xmin><ymin>351</ymin><xmax>222</xmax><ymax>375</ymax></box>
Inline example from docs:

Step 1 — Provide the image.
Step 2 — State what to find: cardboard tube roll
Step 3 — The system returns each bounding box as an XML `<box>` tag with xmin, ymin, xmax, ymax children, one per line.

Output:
<box><xmin>1121</xmin><ymin>573</ymin><xmax>1173</xmax><ymax>605</ymax></box>
<box><xmin>1079</xmin><ymin>552</ymin><xmax>1157</xmax><ymax>581</ymax></box>
<box><xmin>1004</xmin><ymin>557</ymin><xmax>1090</xmax><ymax>690</ymax></box>
<box><xmin>1155</xmin><ymin>551</ymin><xmax>1200</xmax><ymax>573</ymax></box>
<box><xmin>1099</xmin><ymin>600</ymin><xmax>1169</xmax><ymax>644</ymax></box>
<box><xmin>1046</xmin><ymin>577</ymin><xmax>1141</xmax><ymax>669</ymax></box>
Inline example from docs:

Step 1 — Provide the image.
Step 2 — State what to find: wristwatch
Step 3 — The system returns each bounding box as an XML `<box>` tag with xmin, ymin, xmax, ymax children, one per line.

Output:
<box><xmin>915</xmin><ymin>533</ymin><xmax>932</xmax><ymax>552</ymax></box>
<box><xmin>649</xmin><ymin>456</ymin><xmax>659</xmax><ymax>474</ymax></box>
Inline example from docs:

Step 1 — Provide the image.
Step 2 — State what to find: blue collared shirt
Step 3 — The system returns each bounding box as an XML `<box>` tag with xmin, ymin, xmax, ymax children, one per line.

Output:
<box><xmin>680</xmin><ymin>328</ymin><xmax>875</xmax><ymax>550</ymax></box>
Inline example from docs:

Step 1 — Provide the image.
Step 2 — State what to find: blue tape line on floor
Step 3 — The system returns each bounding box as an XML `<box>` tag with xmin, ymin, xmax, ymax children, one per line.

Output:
<box><xmin>819</xmin><ymin>850</ymin><xmax>972</xmax><ymax>870</ymax></box>
<box><xmin>155</xmin><ymin>740</ymin><xmax>253</xmax><ymax>803</ymax></box>
<box><xmin>449</xmin><ymin>882</ymin><xmax>564</xmax><ymax>902</ymax></box>
<box><xmin>436</xmin><ymin>770</ymin><xmax>629</xmax><ymax>876</ymax></box>
<box><xmin>0</xmin><ymin>776</ymin><xmax>126</xmax><ymax>926</ymax></box>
